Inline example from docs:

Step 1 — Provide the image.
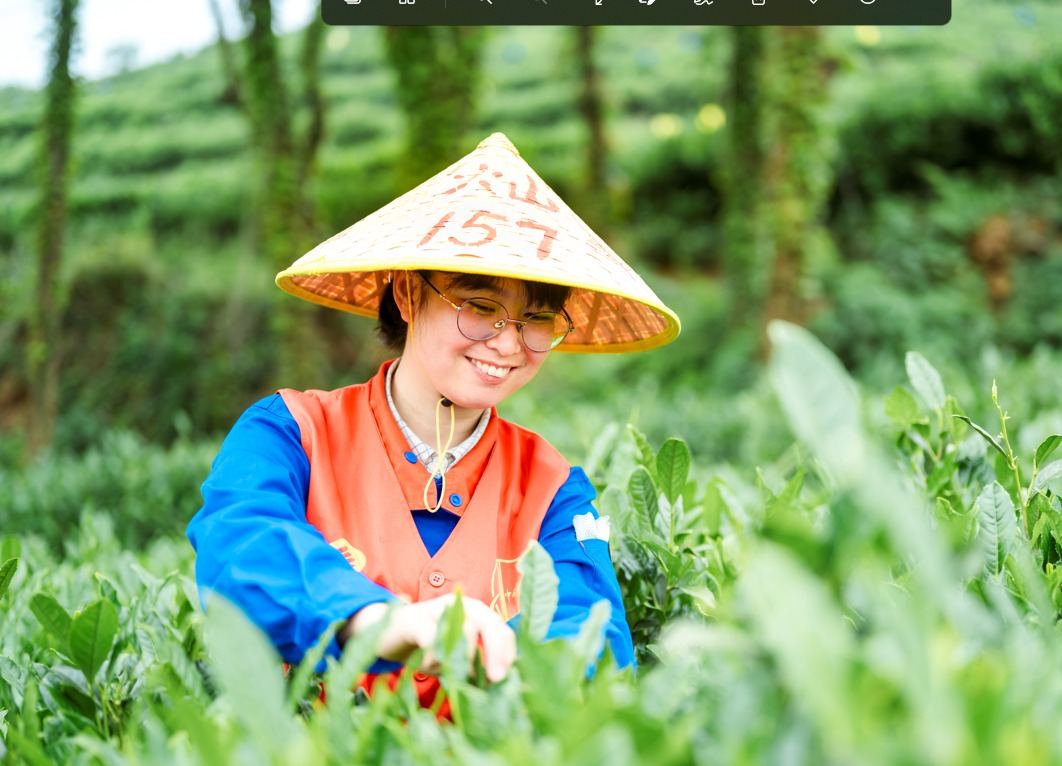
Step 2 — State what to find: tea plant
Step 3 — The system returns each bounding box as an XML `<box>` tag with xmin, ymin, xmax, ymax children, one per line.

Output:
<box><xmin>6</xmin><ymin>321</ymin><xmax>1062</xmax><ymax>764</ymax></box>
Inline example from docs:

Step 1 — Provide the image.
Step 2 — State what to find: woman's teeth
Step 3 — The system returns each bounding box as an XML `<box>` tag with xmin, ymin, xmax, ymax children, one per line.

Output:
<box><xmin>471</xmin><ymin>359</ymin><xmax>511</xmax><ymax>379</ymax></box>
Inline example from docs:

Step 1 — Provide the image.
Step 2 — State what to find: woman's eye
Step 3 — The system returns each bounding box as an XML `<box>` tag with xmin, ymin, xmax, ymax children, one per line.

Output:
<box><xmin>466</xmin><ymin>300</ymin><xmax>498</xmax><ymax>316</ymax></box>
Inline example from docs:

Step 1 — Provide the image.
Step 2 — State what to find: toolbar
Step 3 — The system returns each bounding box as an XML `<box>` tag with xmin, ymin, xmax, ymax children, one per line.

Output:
<box><xmin>324</xmin><ymin>0</ymin><xmax>950</xmax><ymax>26</ymax></box>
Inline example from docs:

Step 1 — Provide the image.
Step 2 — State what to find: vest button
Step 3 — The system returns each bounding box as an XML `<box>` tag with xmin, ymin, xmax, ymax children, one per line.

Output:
<box><xmin>405</xmin><ymin>451</ymin><xmax>417</xmax><ymax>464</ymax></box>
<box><xmin>449</xmin><ymin>494</ymin><xmax>462</xmax><ymax>507</ymax></box>
<box><xmin>428</xmin><ymin>571</ymin><xmax>445</xmax><ymax>588</ymax></box>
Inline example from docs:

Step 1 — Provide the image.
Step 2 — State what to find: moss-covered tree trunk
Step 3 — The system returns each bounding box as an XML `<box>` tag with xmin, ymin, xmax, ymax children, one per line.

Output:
<box><xmin>238</xmin><ymin>0</ymin><xmax>327</xmax><ymax>390</ymax></box>
<box><xmin>25</xmin><ymin>0</ymin><xmax>79</xmax><ymax>457</ymax></box>
<box><xmin>721</xmin><ymin>27</ymin><xmax>770</xmax><ymax>327</ymax></box>
<box><xmin>762</xmin><ymin>26</ymin><xmax>835</xmax><ymax>330</ymax></box>
<box><xmin>573</xmin><ymin>25</ymin><xmax>611</xmax><ymax>233</ymax></box>
<box><xmin>721</xmin><ymin>26</ymin><xmax>835</xmax><ymax>338</ymax></box>
<box><xmin>575</xmin><ymin>26</ymin><xmax>607</xmax><ymax>195</ymax></box>
<box><xmin>383</xmin><ymin>26</ymin><xmax>487</xmax><ymax>189</ymax></box>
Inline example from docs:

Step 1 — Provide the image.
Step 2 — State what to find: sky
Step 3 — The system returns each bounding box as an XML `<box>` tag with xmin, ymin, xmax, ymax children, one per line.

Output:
<box><xmin>0</xmin><ymin>0</ymin><xmax>317</xmax><ymax>89</ymax></box>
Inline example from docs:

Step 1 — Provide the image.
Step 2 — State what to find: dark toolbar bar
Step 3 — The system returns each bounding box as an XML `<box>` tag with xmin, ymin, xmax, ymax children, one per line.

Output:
<box><xmin>324</xmin><ymin>0</ymin><xmax>950</xmax><ymax>26</ymax></box>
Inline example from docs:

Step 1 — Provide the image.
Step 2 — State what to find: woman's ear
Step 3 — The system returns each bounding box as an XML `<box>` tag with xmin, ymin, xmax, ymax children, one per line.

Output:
<box><xmin>394</xmin><ymin>271</ymin><xmax>413</xmax><ymax>323</ymax></box>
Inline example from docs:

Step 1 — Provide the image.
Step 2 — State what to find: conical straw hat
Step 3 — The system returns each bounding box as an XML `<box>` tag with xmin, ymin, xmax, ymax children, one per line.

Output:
<box><xmin>276</xmin><ymin>133</ymin><xmax>680</xmax><ymax>354</ymax></box>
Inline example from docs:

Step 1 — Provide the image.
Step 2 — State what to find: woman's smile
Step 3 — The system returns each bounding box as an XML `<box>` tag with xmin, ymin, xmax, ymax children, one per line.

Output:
<box><xmin>466</xmin><ymin>356</ymin><xmax>515</xmax><ymax>381</ymax></box>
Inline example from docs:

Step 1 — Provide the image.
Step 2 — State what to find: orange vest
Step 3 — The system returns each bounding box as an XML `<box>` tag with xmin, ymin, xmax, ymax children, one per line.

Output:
<box><xmin>278</xmin><ymin>359</ymin><xmax>570</xmax><ymax>709</ymax></box>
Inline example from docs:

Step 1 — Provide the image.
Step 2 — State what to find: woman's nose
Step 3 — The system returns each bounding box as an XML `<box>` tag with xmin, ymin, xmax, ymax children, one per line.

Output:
<box><xmin>486</xmin><ymin>321</ymin><xmax>523</xmax><ymax>356</ymax></box>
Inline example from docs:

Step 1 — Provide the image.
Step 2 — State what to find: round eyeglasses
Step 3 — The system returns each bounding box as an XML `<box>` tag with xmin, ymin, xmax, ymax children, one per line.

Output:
<box><xmin>419</xmin><ymin>275</ymin><xmax>573</xmax><ymax>352</ymax></box>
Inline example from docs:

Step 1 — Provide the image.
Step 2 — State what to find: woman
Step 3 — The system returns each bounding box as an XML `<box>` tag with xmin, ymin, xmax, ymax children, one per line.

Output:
<box><xmin>187</xmin><ymin>133</ymin><xmax>680</xmax><ymax>704</ymax></box>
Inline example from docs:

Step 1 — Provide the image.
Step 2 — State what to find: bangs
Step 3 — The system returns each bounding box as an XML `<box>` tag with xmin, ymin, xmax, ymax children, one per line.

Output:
<box><xmin>423</xmin><ymin>271</ymin><xmax>573</xmax><ymax>313</ymax></box>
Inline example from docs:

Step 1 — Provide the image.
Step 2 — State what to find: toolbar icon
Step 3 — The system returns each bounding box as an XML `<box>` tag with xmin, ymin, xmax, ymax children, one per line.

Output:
<box><xmin>639</xmin><ymin>0</ymin><xmax>657</xmax><ymax>5</ymax></box>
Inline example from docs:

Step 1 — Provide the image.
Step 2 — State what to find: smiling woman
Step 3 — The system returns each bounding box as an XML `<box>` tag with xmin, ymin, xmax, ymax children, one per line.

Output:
<box><xmin>186</xmin><ymin>132</ymin><xmax>679</xmax><ymax>717</ymax></box>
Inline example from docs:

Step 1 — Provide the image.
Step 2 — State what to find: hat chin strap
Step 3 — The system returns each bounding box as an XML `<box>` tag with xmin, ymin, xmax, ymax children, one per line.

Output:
<box><xmin>404</xmin><ymin>271</ymin><xmax>454</xmax><ymax>514</ymax></box>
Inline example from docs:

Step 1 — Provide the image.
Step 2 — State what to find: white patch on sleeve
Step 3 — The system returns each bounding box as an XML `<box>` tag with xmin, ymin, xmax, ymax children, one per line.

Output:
<box><xmin>573</xmin><ymin>513</ymin><xmax>611</xmax><ymax>543</ymax></box>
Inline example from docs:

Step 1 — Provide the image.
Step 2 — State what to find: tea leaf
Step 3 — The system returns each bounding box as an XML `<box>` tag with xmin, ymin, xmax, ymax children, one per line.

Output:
<box><xmin>905</xmin><ymin>351</ymin><xmax>946</xmax><ymax>411</ymax></box>
<box><xmin>976</xmin><ymin>482</ymin><xmax>1017</xmax><ymax>578</ymax></box>
<box><xmin>626</xmin><ymin>425</ymin><xmax>657</xmax><ymax>484</ymax></box>
<box><xmin>767</xmin><ymin>321</ymin><xmax>863</xmax><ymax>485</ymax></box>
<box><xmin>68</xmin><ymin>600</ymin><xmax>118</xmax><ymax>683</ymax></box>
<box><xmin>0</xmin><ymin>536</ymin><xmax>20</xmax><ymax>564</ymax></box>
<box><xmin>656</xmin><ymin>438</ymin><xmax>691</xmax><ymax>506</ymax></box>
<box><xmin>628</xmin><ymin>466</ymin><xmax>659</xmax><ymax>528</ymax></box>
<box><xmin>953</xmin><ymin>416</ymin><xmax>1007</xmax><ymax>459</ymax></box>
<box><xmin>1033</xmin><ymin>460</ymin><xmax>1062</xmax><ymax>494</ymax></box>
<box><xmin>1029</xmin><ymin>492</ymin><xmax>1062</xmax><ymax>546</ymax></box>
<box><xmin>0</xmin><ymin>559</ymin><xmax>16</xmax><ymax>602</ymax></box>
<box><xmin>570</xmin><ymin>600</ymin><xmax>611</xmax><ymax>670</ymax></box>
<box><xmin>702</xmin><ymin>479</ymin><xmax>725</xmax><ymax>536</ymax></box>
<box><xmin>30</xmin><ymin>593</ymin><xmax>73</xmax><ymax>653</ymax></box>
<box><xmin>884</xmin><ymin>386</ymin><xmax>922</xmax><ymax>429</ymax></box>
<box><xmin>517</xmin><ymin>540</ymin><xmax>559</xmax><ymax>643</ymax></box>
<box><xmin>285</xmin><ymin>619</ymin><xmax>343</xmax><ymax>710</ymax></box>
<box><xmin>1035</xmin><ymin>435</ymin><xmax>1062</xmax><ymax>470</ymax></box>
<box><xmin>204</xmin><ymin>595</ymin><xmax>301</xmax><ymax>754</ymax></box>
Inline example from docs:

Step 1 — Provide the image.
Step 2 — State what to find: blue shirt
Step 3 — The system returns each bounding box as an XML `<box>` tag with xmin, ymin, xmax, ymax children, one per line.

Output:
<box><xmin>186</xmin><ymin>394</ymin><xmax>634</xmax><ymax>674</ymax></box>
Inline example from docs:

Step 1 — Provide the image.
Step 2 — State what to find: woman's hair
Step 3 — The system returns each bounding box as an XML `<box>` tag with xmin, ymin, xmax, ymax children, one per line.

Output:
<box><xmin>376</xmin><ymin>270</ymin><xmax>574</xmax><ymax>351</ymax></box>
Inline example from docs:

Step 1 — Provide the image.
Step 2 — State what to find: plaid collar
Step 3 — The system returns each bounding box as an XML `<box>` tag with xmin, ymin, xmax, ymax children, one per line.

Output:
<box><xmin>385</xmin><ymin>359</ymin><xmax>491</xmax><ymax>477</ymax></box>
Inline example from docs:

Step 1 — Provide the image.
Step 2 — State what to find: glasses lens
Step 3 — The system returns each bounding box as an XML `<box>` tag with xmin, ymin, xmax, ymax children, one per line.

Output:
<box><xmin>522</xmin><ymin>312</ymin><xmax>570</xmax><ymax>352</ymax></box>
<box><xmin>458</xmin><ymin>298</ymin><xmax>508</xmax><ymax>340</ymax></box>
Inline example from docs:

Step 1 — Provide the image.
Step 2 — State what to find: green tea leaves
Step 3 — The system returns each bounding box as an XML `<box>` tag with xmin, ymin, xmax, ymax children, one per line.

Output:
<box><xmin>656</xmin><ymin>438</ymin><xmax>691</xmax><ymax>507</ymax></box>
<box><xmin>0</xmin><ymin>558</ymin><xmax>17</xmax><ymax>602</ymax></box>
<box><xmin>517</xmin><ymin>540</ymin><xmax>559</xmax><ymax>643</ymax></box>
<box><xmin>1032</xmin><ymin>460</ymin><xmax>1062</xmax><ymax>494</ymax></box>
<box><xmin>69</xmin><ymin>600</ymin><xmax>119</xmax><ymax>682</ymax></box>
<box><xmin>884</xmin><ymin>386</ymin><xmax>923</xmax><ymax>430</ymax></box>
<box><xmin>905</xmin><ymin>352</ymin><xmax>946</xmax><ymax>412</ymax></box>
<box><xmin>626</xmin><ymin>425</ymin><xmax>657</xmax><ymax>484</ymax></box>
<box><xmin>30</xmin><ymin>594</ymin><xmax>73</xmax><ymax>655</ymax></box>
<box><xmin>1035</xmin><ymin>435</ymin><xmax>1062</xmax><ymax>471</ymax></box>
<box><xmin>204</xmin><ymin>595</ymin><xmax>301</xmax><ymax>755</ymax></box>
<box><xmin>976</xmin><ymin>482</ymin><xmax>1017</xmax><ymax>578</ymax></box>
<box><xmin>953</xmin><ymin>415</ymin><xmax>1007</xmax><ymax>459</ymax></box>
<box><xmin>628</xmin><ymin>466</ymin><xmax>660</xmax><ymax>529</ymax></box>
<box><xmin>1</xmin><ymin>536</ymin><xmax>21</xmax><ymax>565</ymax></box>
<box><xmin>767</xmin><ymin>321</ymin><xmax>863</xmax><ymax>485</ymax></box>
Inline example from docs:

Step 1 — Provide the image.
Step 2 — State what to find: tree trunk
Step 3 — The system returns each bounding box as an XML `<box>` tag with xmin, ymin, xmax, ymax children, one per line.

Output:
<box><xmin>25</xmin><ymin>0</ymin><xmax>79</xmax><ymax>458</ymax></box>
<box><xmin>762</xmin><ymin>26</ymin><xmax>834</xmax><ymax>330</ymax></box>
<box><xmin>721</xmin><ymin>26</ymin><xmax>770</xmax><ymax>326</ymax></box>
<box><xmin>573</xmin><ymin>26</ymin><xmax>611</xmax><ymax>234</ymax></box>
<box><xmin>721</xmin><ymin>26</ymin><xmax>835</xmax><ymax>340</ymax></box>
<box><xmin>575</xmin><ymin>26</ymin><xmax>607</xmax><ymax>195</ymax></box>
<box><xmin>383</xmin><ymin>26</ymin><xmax>487</xmax><ymax>189</ymax></box>
<box><xmin>239</xmin><ymin>0</ymin><xmax>328</xmax><ymax>391</ymax></box>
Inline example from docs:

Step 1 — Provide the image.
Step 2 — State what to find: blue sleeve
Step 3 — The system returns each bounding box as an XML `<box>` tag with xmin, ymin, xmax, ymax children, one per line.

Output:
<box><xmin>523</xmin><ymin>466</ymin><xmax>635</xmax><ymax>670</ymax></box>
<box><xmin>186</xmin><ymin>394</ymin><xmax>401</xmax><ymax>674</ymax></box>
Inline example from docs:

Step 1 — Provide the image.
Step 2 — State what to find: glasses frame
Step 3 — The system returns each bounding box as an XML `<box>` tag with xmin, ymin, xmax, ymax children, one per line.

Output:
<box><xmin>417</xmin><ymin>274</ymin><xmax>574</xmax><ymax>352</ymax></box>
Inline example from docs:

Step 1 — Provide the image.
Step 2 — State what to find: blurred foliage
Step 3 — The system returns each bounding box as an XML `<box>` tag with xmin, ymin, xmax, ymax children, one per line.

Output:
<box><xmin>7</xmin><ymin>331</ymin><xmax>1062</xmax><ymax>763</ymax></box>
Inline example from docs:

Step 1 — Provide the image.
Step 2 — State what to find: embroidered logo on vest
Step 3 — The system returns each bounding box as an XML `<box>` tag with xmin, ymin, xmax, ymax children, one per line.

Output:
<box><xmin>330</xmin><ymin>538</ymin><xmax>367</xmax><ymax>571</ymax></box>
<box><xmin>489</xmin><ymin>557</ymin><xmax>521</xmax><ymax>620</ymax></box>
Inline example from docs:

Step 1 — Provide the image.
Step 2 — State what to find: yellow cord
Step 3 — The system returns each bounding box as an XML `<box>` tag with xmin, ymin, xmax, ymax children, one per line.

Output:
<box><xmin>423</xmin><ymin>396</ymin><xmax>456</xmax><ymax>513</ymax></box>
<box><xmin>404</xmin><ymin>272</ymin><xmax>455</xmax><ymax>513</ymax></box>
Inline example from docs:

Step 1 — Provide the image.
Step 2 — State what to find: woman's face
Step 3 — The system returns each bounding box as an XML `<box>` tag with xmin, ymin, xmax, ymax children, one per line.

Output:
<box><xmin>397</xmin><ymin>272</ymin><xmax>555</xmax><ymax>411</ymax></box>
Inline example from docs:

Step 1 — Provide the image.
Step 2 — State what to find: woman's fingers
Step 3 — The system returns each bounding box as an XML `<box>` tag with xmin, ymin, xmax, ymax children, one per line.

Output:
<box><xmin>350</xmin><ymin>595</ymin><xmax>516</xmax><ymax>682</ymax></box>
<box><xmin>460</xmin><ymin>598</ymin><xmax>517</xmax><ymax>683</ymax></box>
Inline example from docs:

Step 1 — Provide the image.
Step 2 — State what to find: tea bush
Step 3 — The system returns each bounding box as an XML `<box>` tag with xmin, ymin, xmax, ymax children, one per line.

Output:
<box><xmin>5</xmin><ymin>322</ymin><xmax>1062</xmax><ymax>764</ymax></box>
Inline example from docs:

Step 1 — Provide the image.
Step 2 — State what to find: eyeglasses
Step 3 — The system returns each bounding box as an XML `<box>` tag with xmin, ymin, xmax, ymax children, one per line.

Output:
<box><xmin>419</xmin><ymin>275</ymin><xmax>573</xmax><ymax>352</ymax></box>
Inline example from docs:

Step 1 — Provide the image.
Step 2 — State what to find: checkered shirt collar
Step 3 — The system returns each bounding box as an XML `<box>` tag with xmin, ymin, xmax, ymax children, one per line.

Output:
<box><xmin>385</xmin><ymin>359</ymin><xmax>491</xmax><ymax>477</ymax></box>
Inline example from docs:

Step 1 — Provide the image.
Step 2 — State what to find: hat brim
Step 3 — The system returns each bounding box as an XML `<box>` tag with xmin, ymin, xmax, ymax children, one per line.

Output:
<box><xmin>276</xmin><ymin>261</ymin><xmax>681</xmax><ymax>355</ymax></box>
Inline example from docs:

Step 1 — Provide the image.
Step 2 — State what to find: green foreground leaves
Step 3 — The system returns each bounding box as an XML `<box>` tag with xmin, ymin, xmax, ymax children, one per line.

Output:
<box><xmin>5</xmin><ymin>325</ymin><xmax>1062</xmax><ymax>764</ymax></box>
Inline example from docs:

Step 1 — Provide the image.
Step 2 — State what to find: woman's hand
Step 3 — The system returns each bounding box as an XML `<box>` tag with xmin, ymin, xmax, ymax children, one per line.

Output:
<box><xmin>339</xmin><ymin>595</ymin><xmax>516</xmax><ymax>683</ymax></box>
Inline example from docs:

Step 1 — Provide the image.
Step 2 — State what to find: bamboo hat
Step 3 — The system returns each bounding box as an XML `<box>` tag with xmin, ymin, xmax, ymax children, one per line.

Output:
<box><xmin>276</xmin><ymin>133</ymin><xmax>680</xmax><ymax>353</ymax></box>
